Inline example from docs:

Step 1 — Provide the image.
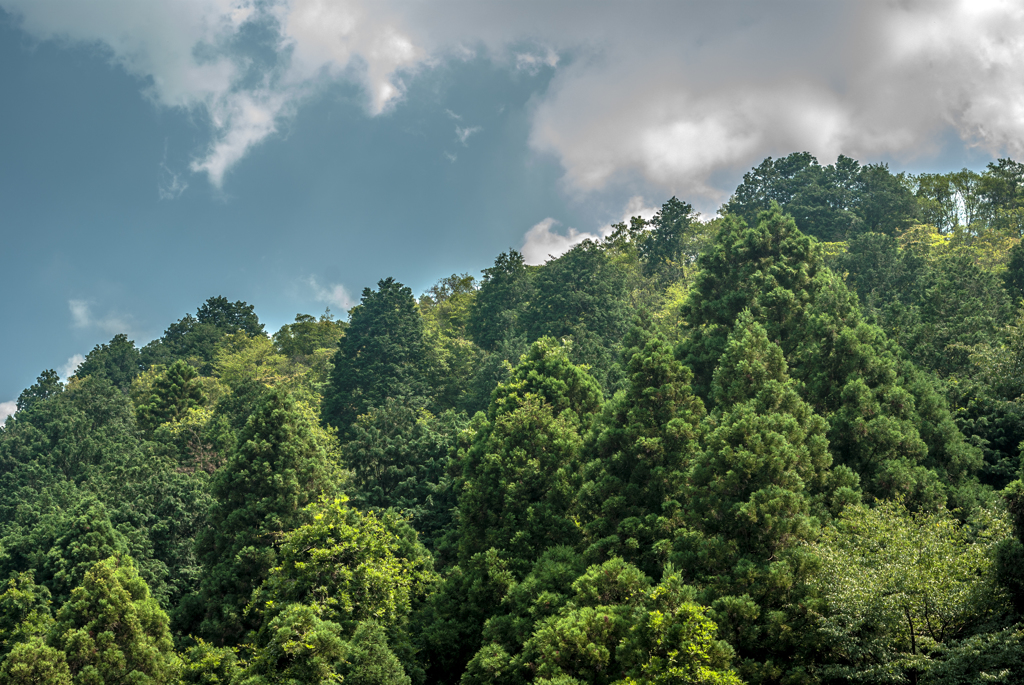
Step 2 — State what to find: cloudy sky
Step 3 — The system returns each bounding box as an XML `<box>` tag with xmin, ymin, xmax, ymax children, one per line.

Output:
<box><xmin>1</xmin><ymin>0</ymin><xmax>1021</xmax><ymax>418</ymax></box>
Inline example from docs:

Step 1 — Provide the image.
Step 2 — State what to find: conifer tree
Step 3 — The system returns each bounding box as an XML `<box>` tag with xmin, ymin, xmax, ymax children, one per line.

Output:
<box><xmin>323</xmin><ymin>278</ymin><xmax>429</xmax><ymax>435</ymax></box>
<box><xmin>685</xmin><ymin>312</ymin><xmax>833</xmax><ymax>562</ymax></box>
<box><xmin>458</xmin><ymin>338</ymin><xmax>602</xmax><ymax>571</ymax></box>
<box><xmin>47</xmin><ymin>556</ymin><xmax>179</xmax><ymax>684</ymax></box>
<box><xmin>680</xmin><ymin>204</ymin><xmax>981</xmax><ymax>506</ymax></box>
<box><xmin>136</xmin><ymin>359</ymin><xmax>206</xmax><ymax>433</ymax></box>
<box><xmin>192</xmin><ymin>388</ymin><xmax>336</xmax><ymax>645</ymax></box>
<box><xmin>577</xmin><ymin>327</ymin><xmax>706</xmax><ymax>575</ymax></box>
<box><xmin>343</xmin><ymin>620</ymin><xmax>412</xmax><ymax>685</ymax></box>
<box><xmin>467</xmin><ymin>250</ymin><xmax>534</xmax><ymax>352</ymax></box>
<box><xmin>0</xmin><ymin>638</ymin><xmax>72</xmax><ymax>685</ymax></box>
<box><xmin>678</xmin><ymin>313</ymin><xmax>839</xmax><ymax>684</ymax></box>
<box><xmin>342</xmin><ymin>398</ymin><xmax>466</xmax><ymax>549</ymax></box>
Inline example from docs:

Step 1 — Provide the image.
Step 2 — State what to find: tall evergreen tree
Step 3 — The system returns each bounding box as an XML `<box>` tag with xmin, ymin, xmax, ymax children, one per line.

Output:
<box><xmin>685</xmin><ymin>312</ymin><xmax>834</xmax><ymax>562</ymax></box>
<box><xmin>44</xmin><ymin>557</ymin><xmax>179</xmax><ymax>684</ymax></box>
<box><xmin>576</xmin><ymin>327</ymin><xmax>706</xmax><ymax>575</ymax></box>
<box><xmin>191</xmin><ymin>388</ymin><xmax>336</xmax><ymax>645</ymax></box>
<box><xmin>467</xmin><ymin>250</ymin><xmax>534</xmax><ymax>352</ymax></box>
<box><xmin>680</xmin><ymin>204</ymin><xmax>981</xmax><ymax>506</ymax></box>
<box><xmin>323</xmin><ymin>278</ymin><xmax>428</xmax><ymax>435</ymax></box>
<box><xmin>523</xmin><ymin>241</ymin><xmax>631</xmax><ymax>392</ymax></box>
<box><xmin>457</xmin><ymin>338</ymin><xmax>602</xmax><ymax>571</ymax></box>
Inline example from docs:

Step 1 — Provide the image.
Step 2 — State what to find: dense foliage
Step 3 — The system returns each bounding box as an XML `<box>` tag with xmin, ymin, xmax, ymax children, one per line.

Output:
<box><xmin>3</xmin><ymin>154</ymin><xmax>1024</xmax><ymax>683</ymax></box>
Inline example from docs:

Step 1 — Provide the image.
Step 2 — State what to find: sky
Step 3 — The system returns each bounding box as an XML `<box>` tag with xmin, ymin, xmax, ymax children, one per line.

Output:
<box><xmin>2</xmin><ymin>0</ymin><xmax>1023</xmax><ymax>420</ymax></box>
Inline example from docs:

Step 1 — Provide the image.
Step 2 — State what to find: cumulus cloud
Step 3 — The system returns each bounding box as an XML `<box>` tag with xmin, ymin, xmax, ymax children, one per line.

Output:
<box><xmin>60</xmin><ymin>354</ymin><xmax>85</xmax><ymax>381</ymax></box>
<box><xmin>5</xmin><ymin>0</ymin><xmax>1024</xmax><ymax>201</ymax></box>
<box><xmin>2</xmin><ymin>0</ymin><xmax>423</xmax><ymax>188</ymax></box>
<box><xmin>68</xmin><ymin>300</ymin><xmax>132</xmax><ymax>336</ymax></box>
<box><xmin>308</xmin><ymin>276</ymin><xmax>355</xmax><ymax>312</ymax></box>
<box><xmin>521</xmin><ymin>218</ymin><xmax>600</xmax><ymax>266</ymax></box>
<box><xmin>0</xmin><ymin>401</ymin><xmax>15</xmax><ymax>427</ymax></box>
<box><xmin>521</xmin><ymin>195</ymin><xmax>660</xmax><ymax>265</ymax></box>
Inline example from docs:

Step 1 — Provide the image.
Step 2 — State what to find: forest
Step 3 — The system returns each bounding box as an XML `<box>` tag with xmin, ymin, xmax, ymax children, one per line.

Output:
<box><xmin>3</xmin><ymin>152</ymin><xmax>1024</xmax><ymax>684</ymax></box>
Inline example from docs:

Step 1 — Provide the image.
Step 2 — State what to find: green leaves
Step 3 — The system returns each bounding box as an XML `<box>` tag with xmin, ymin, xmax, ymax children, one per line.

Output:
<box><xmin>324</xmin><ymin>278</ymin><xmax>429</xmax><ymax>435</ymax></box>
<box><xmin>49</xmin><ymin>556</ymin><xmax>180</xmax><ymax>684</ymax></box>
<box><xmin>812</xmin><ymin>501</ymin><xmax>1007</xmax><ymax>682</ymax></box>
<box><xmin>193</xmin><ymin>388</ymin><xmax>338</xmax><ymax>644</ymax></box>
<box><xmin>136</xmin><ymin>360</ymin><xmax>206</xmax><ymax>434</ymax></box>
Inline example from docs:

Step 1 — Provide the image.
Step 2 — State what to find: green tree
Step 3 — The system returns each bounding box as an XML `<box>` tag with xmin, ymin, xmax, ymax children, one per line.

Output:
<box><xmin>47</xmin><ymin>556</ymin><xmax>180</xmax><ymax>684</ymax></box>
<box><xmin>0</xmin><ymin>638</ymin><xmax>72</xmax><ymax>685</ymax></box>
<box><xmin>140</xmin><ymin>296</ymin><xmax>264</xmax><ymax>373</ymax></box>
<box><xmin>342</xmin><ymin>398</ymin><xmax>467</xmax><ymax>549</ymax></box>
<box><xmin>342</xmin><ymin>620</ymin><xmax>412</xmax><ymax>685</ymax></box>
<box><xmin>521</xmin><ymin>559</ymin><xmax>741</xmax><ymax>685</ymax></box>
<box><xmin>178</xmin><ymin>639</ymin><xmax>241</xmax><ymax>685</ymax></box>
<box><xmin>467</xmin><ymin>251</ymin><xmax>534</xmax><ymax>352</ymax></box>
<box><xmin>323</xmin><ymin>278</ymin><xmax>429</xmax><ymax>435</ymax></box>
<box><xmin>524</xmin><ymin>241</ymin><xmax>630</xmax><ymax>392</ymax></box>
<box><xmin>244</xmin><ymin>497</ymin><xmax>434</xmax><ymax>684</ymax></box>
<box><xmin>812</xmin><ymin>501</ymin><xmax>1006</xmax><ymax>684</ymax></box>
<box><xmin>685</xmin><ymin>312</ymin><xmax>834</xmax><ymax>560</ymax></box>
<box><xmin>136</xmin><ymin>360</ymin><xmax>207</xmax><ymax>433</ymax></box>
<box><xmin>196</xmin><ymin>296</ymin><xmax>265</xmax><ymax>337</ymax></box>
<box><xmin>576</xmin><ymin>327</ymin><xmax>706</xmax><ymax>575</ymax></box>
<box><xmin>994</xmin><ymin>479</ymin><xmax>1024</xmax><ymax>615</ymax></box>
<box><xmin>192</xmin><ymin>388</ymin><xmax>337</xmax><ymax>645</ymax></box>
<box><xmin>725</xmin><ymin>153</ymin><xmax>916</xmax><ymax>242</ymax></box>
<box><xmin>458</xmin><ymin>338</ymin><xmax>602</xmax><ymax>570</ymax></box>
<box><xmin>273</xmin><ymin>310</ymin><xmax>346</xmax><ymax>360</ymax></box>
<box><xmin>915</xmin><ymin>169</ymin><xmax>985</xmax><ymax>233</ymax></box>
<box><xmin>14</xmin><ymin>371</ymin><xmax>62</xmax><ymax>413</ymax></box>
<box><xmin>638</xmin><ymin>197</ymin><xmax>702</xmax><ymax>281</ymax></box>
<box><xmin>680</xmin><ymin>205</ymin><xmax>981</xmax><ymax>507</ymax></box>
<box><xmin>74</xmin><ymin>333</ymin><xmax>143</xmax><ymax>392</ymax></box>
<box><xmin>236</xmin><ymin>603</ymin><xmax>347</xmax><ymax>684</ymax></box>
<box><xmin>0</xmin><ymin>575</ymin><xmax>52</xmax><ymax>660</ymax></box>
<box><xmin>250</xmin><ymin>497</ymin><xmax>435</xmax><ymax>636</ymax></box>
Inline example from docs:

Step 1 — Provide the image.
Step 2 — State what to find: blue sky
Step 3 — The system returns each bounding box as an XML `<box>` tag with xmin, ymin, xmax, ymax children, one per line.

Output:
<box><xmin>1</xmin><ymin>0</ymin><xmax>1021</xmax><ymax>417</ymax></box>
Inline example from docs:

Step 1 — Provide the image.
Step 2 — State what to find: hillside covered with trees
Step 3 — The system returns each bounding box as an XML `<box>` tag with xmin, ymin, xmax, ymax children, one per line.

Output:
<box><xmin>4</xmin><ymin>153</ymin><xmax>1024</xmax><ymax>684</ymax></box>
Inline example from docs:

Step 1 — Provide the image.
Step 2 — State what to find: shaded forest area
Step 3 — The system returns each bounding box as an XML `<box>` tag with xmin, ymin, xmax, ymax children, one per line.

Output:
<box><xmin>4</xmin><ymin>154</ymin><xmax>1024</xmax><ymax>683</ymax></box>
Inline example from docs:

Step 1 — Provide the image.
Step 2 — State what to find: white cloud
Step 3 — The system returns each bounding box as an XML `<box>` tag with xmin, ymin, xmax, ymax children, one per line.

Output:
<box><xmin>60</xmin><ymin>354</ymin><xmax>85</xmax><ymax>381</ymax></box>
<box><xmin>0</xmin><ymin>401</ymin><xmax>16</xmax><ymax>427</ymax></box>
<box><xmin>308</xmin><ymin>276</ymin><xmax>355</xmax><ymax>312</ymax></box>
<box><xmin>68</xmin><ymin>300</ymin><xmax>132</xmax><ymax>336</ymax></box>
<box><xmin>521</xmin><ymin>195</ymin><xmax>660</xmax><ymax>265</ymax></box>
<box><xmin>515</xmin><ymin>48</ymin><xmax>558</xmax><ymax>74</ymax></box>
<box><xmin>443</xmin><ymin>151</ymin><xmax>457</xmax><ymax>163</ymax></box>
<box><xmin>6</xmin><ymin>0</ymin><xmax>1024</xmax><ymax>202</ymax></box>
<box><xmin>158</xmin><ymin>165</ymin><xmax>189</xmax><ymax>200</ymax></box>
<box><xmin>521</xmin><ymin>218</ymin><xmax>601</xmax><ymax>266</ymax></box>
<box><xmin>455</xmin><ymin>125</ymin><xmax>481</xmax><ymax>146</ymax></box>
